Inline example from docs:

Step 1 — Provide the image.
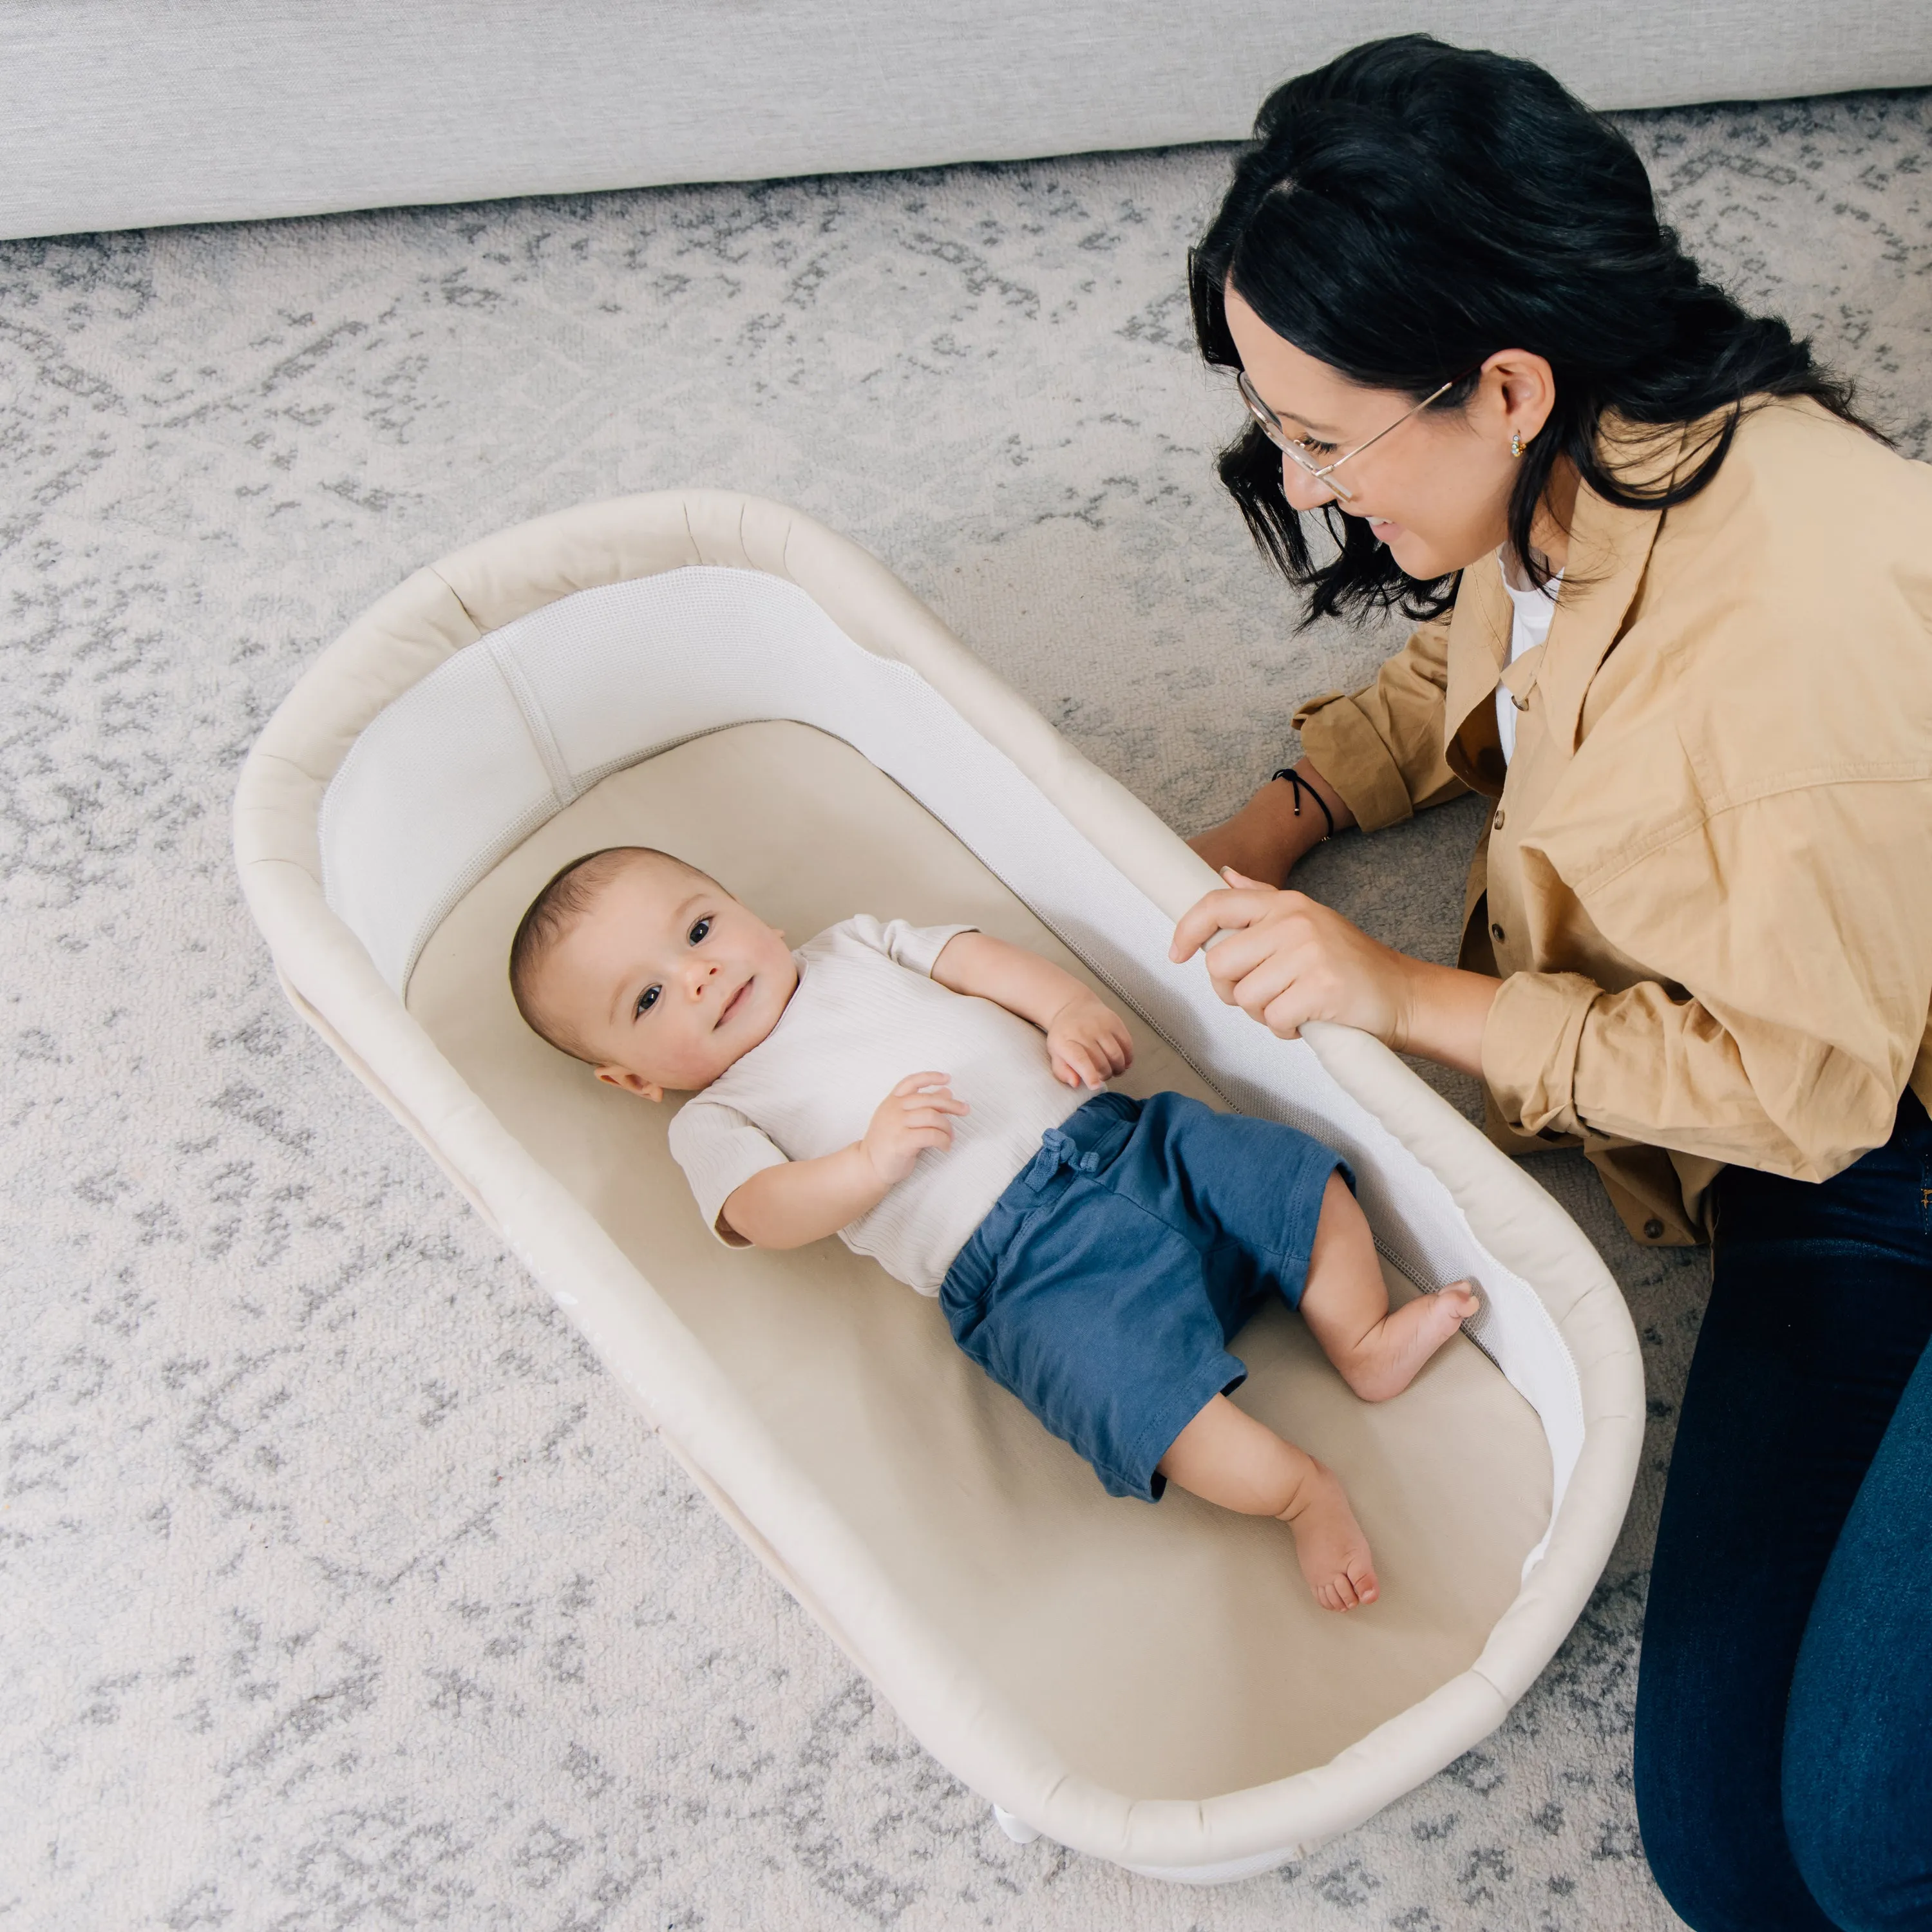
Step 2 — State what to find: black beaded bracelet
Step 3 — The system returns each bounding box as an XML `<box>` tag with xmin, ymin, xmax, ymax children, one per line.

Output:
<box><xmin>1271</xmin><ymin>766</ymin><xmax>1336</xmax><ymax>841</ymax></box>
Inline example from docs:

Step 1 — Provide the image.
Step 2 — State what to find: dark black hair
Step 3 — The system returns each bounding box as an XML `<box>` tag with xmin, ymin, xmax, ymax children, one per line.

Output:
<box><xmin>1190</xmin><ymin>34</ymin><xmax>1876</xmax><ymax>623</ymax></box>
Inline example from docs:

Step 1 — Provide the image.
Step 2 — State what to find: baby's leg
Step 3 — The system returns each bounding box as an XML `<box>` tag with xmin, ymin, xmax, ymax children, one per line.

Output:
<box><xmin>1157</xmin><ymin>1394</ymin><xmax>1378</xmax><ymax>1612</ymax></box>
<box><xmin>1300</xmin><ymin>1171</ymin><xmax>1481</xmax><ymax>1402</ymax></box>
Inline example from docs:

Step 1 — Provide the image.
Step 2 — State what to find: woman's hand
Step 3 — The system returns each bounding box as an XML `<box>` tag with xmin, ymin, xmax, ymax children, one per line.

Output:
<box><xmin>1171</xmin><ymin>871</ymin><xmax>1410</xmax><ymax>1037</ymax></box>
<box><xmin>1188</xmin><ymin>809</ymin><xmax>1298</xmax><ymax>887</ymax></box>
<box><xmin>1170</xmin><ymin>869</ymin><xmax>1500</xmax><ymax>1076</ymax></box>
<box><xmin>1188</xmin><ymin>762</ymin><xmax>1356</xmax><ymax>886</ymax></box>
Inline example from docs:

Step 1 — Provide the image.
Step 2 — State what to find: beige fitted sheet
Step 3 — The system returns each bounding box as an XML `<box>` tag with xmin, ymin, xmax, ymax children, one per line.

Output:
<box><xmin>408</xmin><ymin>719</ymin><xmax>1551</xmax><ymax>1799</ymax></box>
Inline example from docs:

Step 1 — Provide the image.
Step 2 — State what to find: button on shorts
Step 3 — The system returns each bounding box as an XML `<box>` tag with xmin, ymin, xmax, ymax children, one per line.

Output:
<box><xmin>940</xmin><ymin>1089</ymin><xmax>1350</xmax><ymax>1502</ymax></box>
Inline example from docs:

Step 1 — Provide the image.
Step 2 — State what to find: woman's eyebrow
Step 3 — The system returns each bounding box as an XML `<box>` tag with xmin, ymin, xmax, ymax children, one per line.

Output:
<box><xmin>1249</xmin><ymin>379</ymin><xmax>1341</xmax><ymax>436</ymax></box>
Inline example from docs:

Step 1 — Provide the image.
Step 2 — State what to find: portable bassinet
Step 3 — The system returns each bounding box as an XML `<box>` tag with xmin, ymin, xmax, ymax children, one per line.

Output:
<box><xmin>232</xmin><ymin>491</ymin><xmax>1642</xmax><ymax>1883</ymax></box>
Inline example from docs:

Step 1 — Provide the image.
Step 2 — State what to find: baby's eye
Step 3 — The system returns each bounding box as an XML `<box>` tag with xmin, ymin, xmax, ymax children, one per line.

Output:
<box><xmin>687</xmin><ymin>916</ymin><xmax>712</xmax><ymax>945</ymax></box>
<box><xmin>634</xmin><ymin>984</ymin><xmax>661</xmax><ymax>1019</ymax></box>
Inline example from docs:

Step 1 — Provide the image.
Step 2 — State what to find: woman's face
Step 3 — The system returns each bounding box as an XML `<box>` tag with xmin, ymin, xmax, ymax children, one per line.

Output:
<box><xmin>1222</xmin><ymin>285</ymin><xmax>1555</xmax><ymax>580</ymax></box>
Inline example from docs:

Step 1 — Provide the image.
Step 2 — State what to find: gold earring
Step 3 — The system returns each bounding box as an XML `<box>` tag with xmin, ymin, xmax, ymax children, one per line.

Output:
<box><xmin>1510</xmin><ymin>430</ymin><xmax>1524</xmax><ymax>459</ymax></box>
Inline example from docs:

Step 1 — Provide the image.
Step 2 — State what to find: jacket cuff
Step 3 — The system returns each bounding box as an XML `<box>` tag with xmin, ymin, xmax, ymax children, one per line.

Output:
<box><xmin>1482</xmin><ymin>971</ymin><xmax>1603</xmax><ymax>1136</ymax></box>
<box><xmin>1292</xmin><ymin>691</ymin><xmax>1416</xmax><ymax>831</ymax></box>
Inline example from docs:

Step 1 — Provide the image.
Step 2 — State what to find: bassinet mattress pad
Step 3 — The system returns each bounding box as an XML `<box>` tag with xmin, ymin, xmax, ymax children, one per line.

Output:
<box><xmin>234</xmin><ymin>491</ymin><xmax>1643</xmax><ymax>1881</ymax></box>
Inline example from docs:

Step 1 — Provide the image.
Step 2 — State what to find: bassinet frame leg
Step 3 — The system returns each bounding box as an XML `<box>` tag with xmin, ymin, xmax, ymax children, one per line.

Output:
<box><xmin>992</xmin><ymin>1804</ymin><xmax>1041</xmax><ymax>1845</ymax></box>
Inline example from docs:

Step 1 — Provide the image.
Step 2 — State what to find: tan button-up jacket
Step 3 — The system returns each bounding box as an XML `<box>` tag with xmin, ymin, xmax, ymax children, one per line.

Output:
<box><xmin>1294</xmin><ymin>399</ymin><xmax>1932</xmax><ymax>1245</ymax></box>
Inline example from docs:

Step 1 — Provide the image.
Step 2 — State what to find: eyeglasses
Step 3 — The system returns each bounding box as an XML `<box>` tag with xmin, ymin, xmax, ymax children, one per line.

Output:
<box><xmin>1236</xmin><ymin>368</ymin><xmax>1458</xmax><ymax>503</ymax></box>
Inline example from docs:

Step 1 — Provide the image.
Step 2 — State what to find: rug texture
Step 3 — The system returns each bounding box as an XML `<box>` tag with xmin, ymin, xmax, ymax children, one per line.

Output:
<box><xmin>3</xmin><ymin>85</ymin><xmax>1927</xmax><ymax>1932</ymax></box>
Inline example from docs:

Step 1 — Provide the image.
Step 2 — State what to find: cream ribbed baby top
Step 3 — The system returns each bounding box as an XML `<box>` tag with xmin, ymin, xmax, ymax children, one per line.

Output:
<box><xmin>666</xmin><ymin>916</ymin><xmax>1092</xmax><ymax>1294</ymax></box>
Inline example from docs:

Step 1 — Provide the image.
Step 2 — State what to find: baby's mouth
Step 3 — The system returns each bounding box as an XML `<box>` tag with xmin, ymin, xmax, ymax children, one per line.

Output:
<box><xmin>715</xmin><ymin>978</ymin><xmax>752</xmax><ymax>1029</ymax></box>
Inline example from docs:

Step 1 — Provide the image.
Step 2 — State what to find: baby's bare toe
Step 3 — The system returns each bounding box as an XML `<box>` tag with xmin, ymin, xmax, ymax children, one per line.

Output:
<box><xmin>1316</xmin><ymin>1570</ymin><xmax>1366</xmax><ymax>1613</ymax></box>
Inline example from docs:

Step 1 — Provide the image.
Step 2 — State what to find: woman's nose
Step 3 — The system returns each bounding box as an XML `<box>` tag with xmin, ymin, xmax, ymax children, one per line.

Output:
<box><xmin>1280</xmin><ymin>453</ymin><xmax>1341</xmax><ymax>511</ymax></box>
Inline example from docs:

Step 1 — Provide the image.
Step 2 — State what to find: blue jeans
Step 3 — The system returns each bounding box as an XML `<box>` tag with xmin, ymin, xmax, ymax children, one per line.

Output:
<box><xmin>1634</xmin><ymin>1090</ymin><xmax>1932</xmax><ymax>1931</ymax></box>
<box><xmin>941</xmin><ymin>1090</ymin><xmax>1346</xmax><ymax>1501</ymax></box>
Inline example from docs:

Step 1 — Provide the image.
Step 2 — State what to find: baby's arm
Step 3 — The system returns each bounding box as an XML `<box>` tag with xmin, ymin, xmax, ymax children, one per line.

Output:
<box><xmin>929</xmin><ymin>932</ymin><xmax>1133</xmax><ymax>1089</ymax></box>
<box><xmin>719</xmin><ymin>1073</ymin><xmax>967</xmax><ymax>1248</ymax></box>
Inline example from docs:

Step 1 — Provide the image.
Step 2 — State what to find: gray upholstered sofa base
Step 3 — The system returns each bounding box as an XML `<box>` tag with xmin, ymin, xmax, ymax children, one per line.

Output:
<box><xmin>4</xmin><ymin>0</ymin><xmax>1930</xmax><ymax>242</ymax></box>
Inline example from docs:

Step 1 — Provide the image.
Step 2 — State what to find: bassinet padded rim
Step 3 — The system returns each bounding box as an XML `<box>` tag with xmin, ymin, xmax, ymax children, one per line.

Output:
<box><xmin>232</xmin><ymin>489</ymin><xmax>1644</xmax><ymax>1877</ymax></box>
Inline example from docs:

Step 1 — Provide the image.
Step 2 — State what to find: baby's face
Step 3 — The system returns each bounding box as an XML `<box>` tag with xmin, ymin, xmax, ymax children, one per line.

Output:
<box><xmin>536</xmin><ymin>859</ymin><xmax>799</xmax><ymax>1100</ymax></box>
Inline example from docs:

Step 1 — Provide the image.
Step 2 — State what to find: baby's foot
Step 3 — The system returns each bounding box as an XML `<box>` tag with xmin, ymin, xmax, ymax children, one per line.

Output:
<box><xmin>1280</xmin><ymin>1461</ymin><xmax>1379</xmax><ymax>1612</ymax></box>
<box><xmin>1341</xmin><ymin>1279</ymin><xmax>1482</xmax><ymax>1403</ymax></box>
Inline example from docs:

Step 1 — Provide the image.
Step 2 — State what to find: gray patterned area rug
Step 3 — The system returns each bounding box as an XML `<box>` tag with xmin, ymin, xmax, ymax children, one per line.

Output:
<box><xmin>5</xmin><ymin>84</ymin><xmax>1927</xmax><ymax>1932</ymax></box>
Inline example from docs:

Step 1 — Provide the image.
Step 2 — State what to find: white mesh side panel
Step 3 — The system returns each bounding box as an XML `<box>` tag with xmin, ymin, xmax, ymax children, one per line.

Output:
<box><xmin>319</xmin><ymin>567</ymin><xmax>1585</xmax><ymax>1515</ymax></box>
<box><xmin>320</xmin><ymin>638</ymin><xmax>557</xmax><ymax>983</ymax></box>
<box><xmin>503</xmin><ymin>574</ymin><xmax>829</xmax><ymax>784</ymax></box>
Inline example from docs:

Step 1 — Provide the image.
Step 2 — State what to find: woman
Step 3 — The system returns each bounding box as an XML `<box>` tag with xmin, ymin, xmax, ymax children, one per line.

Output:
<box><xmin>1170</xmin><ymin>35</ymin><xmax>1932</xmax><ymax>1932</ymax></box>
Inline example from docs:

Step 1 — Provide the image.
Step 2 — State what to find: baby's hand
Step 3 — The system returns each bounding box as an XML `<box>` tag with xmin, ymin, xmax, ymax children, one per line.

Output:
<box><xmin>860</xmin><ymin>1072</ymin><xmax>970</xmax><ymax>1187</ymax></box>
<box><xmin>1045</xmin><ymin>990</ymin><xmax>1134</xmax><ymax>1090</ymax></box>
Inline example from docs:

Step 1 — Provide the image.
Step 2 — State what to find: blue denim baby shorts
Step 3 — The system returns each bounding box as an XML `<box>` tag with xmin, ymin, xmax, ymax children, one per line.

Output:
<box><xmin>939</xmin><ymin>1089</ymin><xmax>1350</xmax><ymax>1502</ymax></box>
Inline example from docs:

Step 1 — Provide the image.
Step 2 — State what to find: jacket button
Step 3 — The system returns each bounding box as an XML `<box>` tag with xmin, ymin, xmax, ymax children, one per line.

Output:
<box><xmin>1493</xmin><ymin>808</ymin><xmax>1506</xmax><ymax>831</ymax></box>
<box><xmin>1643</xmin><ymin>1218</ymin><xmax>1665</xmax><ymax>1240</ymax></box>
<box><xmin>1490</xmin><ymin>921</ymin><xmax>1506</xmax><ymax>944</ymax></box>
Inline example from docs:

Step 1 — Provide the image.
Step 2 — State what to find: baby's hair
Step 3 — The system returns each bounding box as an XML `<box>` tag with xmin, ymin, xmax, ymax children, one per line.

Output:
<box><xmin>508</xmin><ymin>846</ymin><xmax>712</xmax><ymax>1061</ymax></box>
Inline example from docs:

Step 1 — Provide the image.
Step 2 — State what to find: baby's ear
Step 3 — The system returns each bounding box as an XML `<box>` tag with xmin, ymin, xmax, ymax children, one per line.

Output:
<box><xmin>596</xmin><ymin>1066</ymin><xmax>665</xmax><ymax>1102</ymax></box>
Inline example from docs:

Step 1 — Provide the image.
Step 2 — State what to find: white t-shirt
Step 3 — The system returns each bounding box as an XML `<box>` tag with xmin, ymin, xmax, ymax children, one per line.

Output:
<box><xmin>1495</xmin><ymin>555</ymin><xmax>1563</xmax><ymax>764</ymax></box>
<box><xmin>665</xmin><ymin>916</ymin><xmax>1092</xmax><ymax>1295</ymax></box>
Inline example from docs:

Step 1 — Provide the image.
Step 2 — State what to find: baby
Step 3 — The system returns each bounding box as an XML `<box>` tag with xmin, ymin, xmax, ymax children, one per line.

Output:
<box><xmin>509</xmin><ymin>846</ymin><xmax>1480</xmax><ymax>1611</ymax></box>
